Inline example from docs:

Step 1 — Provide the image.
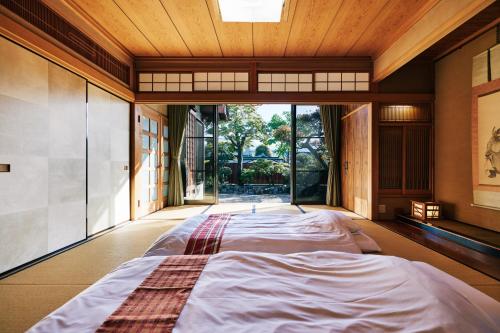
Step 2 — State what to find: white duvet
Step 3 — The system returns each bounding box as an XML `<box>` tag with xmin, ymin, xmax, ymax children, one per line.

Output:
<box><xmin>145</xmin><ymin>210</ymin><xmax>381</xmax><ymax>256</ymax></box>
<box><xmin>29</xmin><ymin>251</ymin><xmax>500</xmax><ymax>332</ymax></box>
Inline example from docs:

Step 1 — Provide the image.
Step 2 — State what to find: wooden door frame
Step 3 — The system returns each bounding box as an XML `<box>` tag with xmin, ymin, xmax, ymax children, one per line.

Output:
<box><xmin>160</xmin><ymin>114</ymin><xmax>169</xmax><ymax>207</ymax></box>
<box><xmin>132</xmin><ymin>105</ymin><xmax>164</xmax><ymax>219</ymax></box>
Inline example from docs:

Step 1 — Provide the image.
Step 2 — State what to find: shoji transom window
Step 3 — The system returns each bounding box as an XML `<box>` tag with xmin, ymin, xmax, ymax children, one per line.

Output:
<box><xmin>314</xmin><ymin>72</ymin><xmax>369</xmax><ymax>91</ymax></box>
<box><xmin>138</xmin><ymin>73</ymin><xmax>193</xmax><ymax>92</ymax></box>
<box><xmin>193</xmin><ymin>72</ymin><xmax>249</xmax><ymax>91</ymax></box>
<box><xmin>258</xmin><ymin>73</ymin><xmax>313</xmax><ymax>92</ymax></box>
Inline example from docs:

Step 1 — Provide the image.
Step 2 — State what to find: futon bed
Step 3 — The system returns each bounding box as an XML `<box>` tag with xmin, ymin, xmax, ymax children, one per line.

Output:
<box><xmin>144</xmin><ymin>210</ymin><xmax>381</xmax><ymax>256</ymax></box>
<box><xmin>29</xmin><ymin>251</ymin><xmax>499</xmax><ymax>332</ymax></box>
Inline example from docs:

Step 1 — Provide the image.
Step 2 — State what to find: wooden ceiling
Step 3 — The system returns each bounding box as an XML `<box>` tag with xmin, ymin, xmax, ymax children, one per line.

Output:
<box><xmin>45</xmin><ymin>0</ymin><xmax>441</xmax><ymax>58</ymax></box>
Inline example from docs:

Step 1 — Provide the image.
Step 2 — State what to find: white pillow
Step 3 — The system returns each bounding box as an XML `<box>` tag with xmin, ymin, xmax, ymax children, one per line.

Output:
<box><xmin>352</xmin><ymin>232</ymin><xmax>382</xmax><ymax>253</ymax></box>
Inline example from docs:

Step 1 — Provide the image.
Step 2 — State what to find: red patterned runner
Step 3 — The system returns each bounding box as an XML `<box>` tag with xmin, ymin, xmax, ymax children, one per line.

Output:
<box><xmin>184</xmin><ymin>214</ymin><xmax>231</xmax><ymax>255</ymax></box>
<box><xmin>96</xmin><ymin>255</ymin><xmax>209</xmax><ymax>333</ymax></box>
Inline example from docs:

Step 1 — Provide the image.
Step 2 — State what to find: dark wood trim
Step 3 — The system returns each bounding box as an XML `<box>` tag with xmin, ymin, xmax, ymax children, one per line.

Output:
<box><xmin>374</xmin><ymin>219</ymin><xmax>500</xmax><ymax>281</ymax></box>
<box><xmin>129</xmin><ymin>102</ymin><xmax>136</xmax><ymax>220</ymax></box>
<box><xmin>398</xmin><ymin>215</ymin><xmax>499</xmax><ymax>256</ymax></box>
<box><xmin>135</xmin><ymin>56</ymin><xmax>373</xmax><ymax>72</ymax></box>
<box><xmin>135</xmin><ymin>92</ymin><xmax>434</xmax><ymax>104</ymax></box>
<box><xmin>371</xmin><ymin>102</ymin><xmax>379</xmax><ymax>219</ymax></box>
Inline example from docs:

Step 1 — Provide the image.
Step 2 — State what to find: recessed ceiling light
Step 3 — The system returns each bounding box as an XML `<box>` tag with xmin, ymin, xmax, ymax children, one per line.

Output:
<box><xmin>218</xmin><ymin>0</ymin><xmax>285</xmax><ymax>23</ymax></box>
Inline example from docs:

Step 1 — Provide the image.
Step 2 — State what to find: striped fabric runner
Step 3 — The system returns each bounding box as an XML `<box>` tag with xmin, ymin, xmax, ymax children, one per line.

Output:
<box><xmin>96</xmin><ymin>255</ymin><xmax>209</xmax><ymax>333</ymax></box>
<box><xmin>184</xmin><ymin>214</ymin><xmax>231</xmax><ymax>255</ymax></box>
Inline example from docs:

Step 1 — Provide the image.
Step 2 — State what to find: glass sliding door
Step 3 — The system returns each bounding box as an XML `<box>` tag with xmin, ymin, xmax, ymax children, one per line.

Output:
<box><xmin>138</xmin><ymin>111</ymin><xmax>162</xmax><ymax>216</ymax></box>
<box><xmin>291</xmin><ymin>105</ymin><xmax>329</xmax><ymax>204</ymax></box>
<box><xmin>161</xmin><ymin>116</ymin><xmax>169</xmax><ymax>207</ymax></box>
<box><xmin>183</xmin><ymin>105</ymin><xmax>217</xmax><ymax>204</ymax></box>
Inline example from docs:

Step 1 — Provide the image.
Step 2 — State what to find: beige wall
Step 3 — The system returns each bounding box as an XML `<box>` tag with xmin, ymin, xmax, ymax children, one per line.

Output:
<box><xmin>435</xmin><ymin>28</ymin><xmax>499</xmax><ymax>232</ymax></box>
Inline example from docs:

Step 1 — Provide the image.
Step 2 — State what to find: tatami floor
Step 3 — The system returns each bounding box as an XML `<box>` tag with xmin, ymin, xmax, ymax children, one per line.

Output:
<box><xmin>1</xmin><ymin>203</ymin><xmax>499</xmax><ymax>332</ymax></box>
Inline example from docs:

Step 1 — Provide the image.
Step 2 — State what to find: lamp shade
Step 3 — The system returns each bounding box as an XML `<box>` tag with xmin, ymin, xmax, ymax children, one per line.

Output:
<box><xmin>411</xmin><ymin>200</ymin><xmax>441</xmax><ymax>221</ymax></box>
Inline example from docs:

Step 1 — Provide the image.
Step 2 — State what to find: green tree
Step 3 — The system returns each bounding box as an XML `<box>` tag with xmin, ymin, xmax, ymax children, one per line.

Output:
<box><xmin>217</xmin><ymin>141</ymin><xmax>235</xmax><ymax>165</ymax></box>
<box><xmin>251</xmin><ymin>159</ymin><xmax>274</xmax><ymax>181</ymax></box>
<box><xmin>243</xmin><ymin>159</ymin><xmax>289</xmax><ymax>185</ymax></box>
<box><xmin>296</xmin><ymin>110</ymin><xmax>328</xmax><ymax>169</ymax></box>
<box><xmin>266</xmin><ymin>112</ymin><xmax>291</xmax><ymax>162</ymax></box>
<box><xmin>240</xmin><ymin>169</ymin><xmax>255</xmax><ymax>184</ymax></box>
<box><xmin>255</xmin><ymin>144</ymin><xmax>271</xmax><ymax>157</ymax></box>
<box><xmin>218</xmin><ymin>166</ymin><xmax>232</xmax><ymax>184</ymax></box>
<box><xmin>219</xmin><ymin>105</ymin><xmax>266</xmax><ymax>184</ymax></box>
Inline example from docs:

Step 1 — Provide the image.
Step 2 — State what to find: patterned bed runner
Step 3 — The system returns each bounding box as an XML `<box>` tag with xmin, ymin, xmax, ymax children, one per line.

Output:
<box><xmin>184</xmin><ymin>214</ymin><xmax>231</xmax><ymax>255</ymax></box>
<box><xmin>97</xmin><ymin>255</ymin><xmax>209</xmax><ymax>333</ymax></box>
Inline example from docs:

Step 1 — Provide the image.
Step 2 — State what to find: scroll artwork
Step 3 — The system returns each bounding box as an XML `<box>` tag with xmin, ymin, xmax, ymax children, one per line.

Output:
<box><xmin>471</xmin><ymin>44</ymin><xmax>500</xmax><ymax>210</ymax></box>
<box><xmin>472</xmin><ymin>89</ymin><xmax>500</xmax><ymax>209</ymax></box>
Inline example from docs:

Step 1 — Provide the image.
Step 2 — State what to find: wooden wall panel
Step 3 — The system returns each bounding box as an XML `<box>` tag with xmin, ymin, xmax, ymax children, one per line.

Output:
<box><xmin>341</xmin><ymin>104</ymin><xmax>371</xmax><ymax>218</ymax></box>
<box><xmin>379</xmin><ymin>127</ymin><xmax>403</xmax><ymax>190</ymax></box>
<box><xmin>406</xmin><ymin>126</ymin><xmax>431</xmax><ymax>191</ymax></box>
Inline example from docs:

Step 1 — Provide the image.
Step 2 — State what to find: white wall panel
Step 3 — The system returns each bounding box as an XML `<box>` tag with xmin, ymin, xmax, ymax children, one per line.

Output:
<box><xmin>0</xmin><ymin>38</ymin><xmax>86</xmax><ymax>273</ymax></box>
<box><xmin>87</xmin><ymin>84</ymin><xmax>130</xmax><ymax>235</ymax></box>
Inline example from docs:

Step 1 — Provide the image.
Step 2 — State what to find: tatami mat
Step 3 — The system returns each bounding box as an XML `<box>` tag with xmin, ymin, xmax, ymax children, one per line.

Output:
<box><xmin>0</xmin><ymin>203</ymin><xmax>498</xmax><ymax>332</ymax></box>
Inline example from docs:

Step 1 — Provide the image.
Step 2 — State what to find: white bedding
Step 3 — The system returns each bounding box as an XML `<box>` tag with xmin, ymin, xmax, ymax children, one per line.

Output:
<box><xmin>145</xmin><ymin>210</ymin><xmax>380</xmax><ymax>256</ymax></box>
<box><xmin>29</xmin><ymin>251</ymin><xmax>500</xmax><ymax>332</ymax></box>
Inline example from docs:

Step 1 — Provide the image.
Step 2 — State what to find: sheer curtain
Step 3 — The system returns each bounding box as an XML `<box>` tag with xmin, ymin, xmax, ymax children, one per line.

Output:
<box><xmin>168</xmin><ymin>105</ymin><xmax>189</xmax><ymax>206</ymax></box>
<box><xmin>320</xmin><ymin>105</ymin><xmax>342</xmax><ymax>206</ymax></box>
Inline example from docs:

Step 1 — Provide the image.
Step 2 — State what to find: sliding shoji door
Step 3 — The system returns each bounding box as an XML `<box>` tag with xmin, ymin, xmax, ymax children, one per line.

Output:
<box><xmin>0</xmin><ymin>37</ymin><xmax>86</xmax><ymax>274</ymax></box>
<box><xmin>87</xmin><ymin>84</ymin><xmax>130</xmax><ymax>235</ymax></box>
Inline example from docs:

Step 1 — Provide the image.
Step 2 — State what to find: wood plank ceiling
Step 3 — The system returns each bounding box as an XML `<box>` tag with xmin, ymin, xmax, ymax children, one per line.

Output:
<box><xmin>49</xmin><ymin>0</ymin><xmax>441</xmax><ymax>58</ymax></box>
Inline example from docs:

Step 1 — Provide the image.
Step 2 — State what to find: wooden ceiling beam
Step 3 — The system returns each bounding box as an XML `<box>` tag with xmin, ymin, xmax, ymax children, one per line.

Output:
<box><xmin>373</xmin><ymin>0</ymin><xmax>495</xmax><ymax>82</ymax></box>
<box><xmin>135</xmin><ymin>56</ymin><xmax>372</xmax><ymax>72</ymax></box>
<box><xmin>135</xmin><ymin>92</ymin><xmax>433</xmax><ymax>104</ymax></box>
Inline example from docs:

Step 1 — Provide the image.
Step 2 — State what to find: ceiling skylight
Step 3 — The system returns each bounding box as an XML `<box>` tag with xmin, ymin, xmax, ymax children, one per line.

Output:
<box><xmin>218</xmin><ymin>0</ymin><xmax>285</xmax><ymax>23</ymax></box>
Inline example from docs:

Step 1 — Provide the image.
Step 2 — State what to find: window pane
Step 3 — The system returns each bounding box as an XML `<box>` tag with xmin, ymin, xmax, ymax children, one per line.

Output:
<box><xmin>150</xmin><ymin>153</ymin><xmax>157</xmax><ymax>170</ymax></box>
<box><xmin>151</xmin><ymin>138</ymin><xmax>158</xmax><ymax>151</ymax></box>
<box><xmin>296</xmin><ymin>105</ymin><xmax>323</xmax><ymax>137</ymax></box>
<box><xmin>142</xmin><ymin>117</ymin><xmax>150</xmax><ymax>132</ymax></box>
<box><xmin>163</xmin><ymin>139</ymin><xmax>169</xmax><ymax>153</ymax></box>
<box><xmin>163</xmin><ymin>155</ymin><xmax>169</xmax><ymax>168</ymax></box>
<box><xmin>150</xmin><ymin>186</ymin><xmax>157</xmax><ymax>201</ymax></box>
<box><xmin>296</xmin><ymin>138</ymin><xmax>329</xmax><ymax>171</ymax></box>
<box><xmin>142</xmin><ymin>152</ymin><xmax>149</xmax><ymax>167</ymax></box>
<box><xmin>150</xmin><ymin>170</ymin><xmax>157</xmax><ymax>184</ymax></box>
<box><xmin>295</xmin><ymin>171</ymin><xmax>328</xmax><ymax>203</ymax></box>
<box><xmin>294</xmin><ymin>105</ymin><xmax>328</xmax><ymax>204</ymax></box>
<box><xmin>162</xmin><ymin>185</ymin><xmax>168</xmax><ymax>197</ymax></box>
<box><xmin>142</xmin><ymin>165</ymin><xmax>149</xmax><ymax>203</ymax></box>
<box><xmin>163</xmin><ymin>125</ymin><xmax>168</xmax><ymax>138</ymax></box>
<box><xmin>142</xmin><ymin>135</ymin><xmax>149</xmax><ymax>149</ymax></box>
<box><xmin>142</xmin><ymin>185</ymin><xmax>149</xmax><ymax>203</ymax></box>
<box><xmin>184</xmin><ymin>137</ymin><xmax>215</xmax><ymax>201</ymax></box>
<box><xmin>151</xmin><ymin>120</ymin><xmax>158</xmax><ymax>135</ymax></box>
